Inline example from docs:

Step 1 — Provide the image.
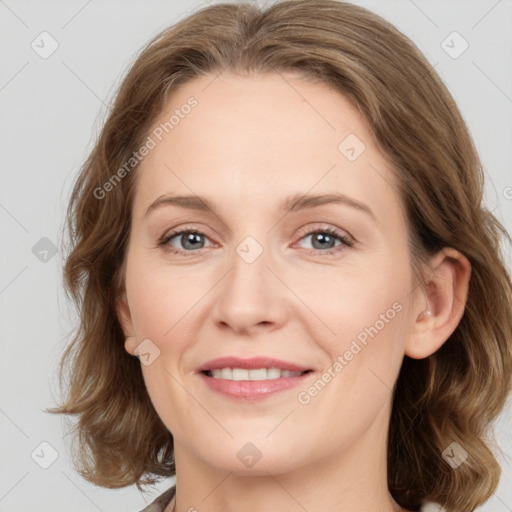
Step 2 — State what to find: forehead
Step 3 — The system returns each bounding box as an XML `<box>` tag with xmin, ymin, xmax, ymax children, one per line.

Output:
<box><xmin>132</xmin><ymin>71</ymin><xmax>401</xmax><ymax>222</ymax></box>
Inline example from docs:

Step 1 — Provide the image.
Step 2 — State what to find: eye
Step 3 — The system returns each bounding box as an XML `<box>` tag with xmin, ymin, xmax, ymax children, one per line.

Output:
<box><xmin>294</xmin><ymin>226</ymin><xmax>354</xmax><ymax>256</ymax></box>
<box><xmin>158</xmin><ymin>227</ymin><xmax>214</xmax><ymax>255</ymax></box>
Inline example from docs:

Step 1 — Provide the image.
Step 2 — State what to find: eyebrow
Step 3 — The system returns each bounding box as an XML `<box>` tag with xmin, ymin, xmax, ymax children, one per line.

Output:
<box><xmin>144</xmin><ymin>192</ymin><xmax>376</xmax><ymax>220</ymax></box>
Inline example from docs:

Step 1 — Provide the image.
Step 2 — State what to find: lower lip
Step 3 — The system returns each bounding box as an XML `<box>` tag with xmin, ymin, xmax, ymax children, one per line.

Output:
<box><xmin>198</xmin><ymin>372</ymin><xmax>312</xmax><ymax>401</ymax></box>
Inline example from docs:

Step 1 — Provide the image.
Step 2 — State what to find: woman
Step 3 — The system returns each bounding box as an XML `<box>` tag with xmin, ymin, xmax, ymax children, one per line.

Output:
<box><xmin>47</xmin><ymin>1</ymin><xmax>512</xmax><ymax>511</ymax></box>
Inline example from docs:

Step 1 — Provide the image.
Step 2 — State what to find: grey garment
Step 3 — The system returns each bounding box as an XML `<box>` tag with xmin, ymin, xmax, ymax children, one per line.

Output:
<box><xmin>138</xmin><ymin>486</ymin><xmax>442</xmax><ymax>512</ymax></box>
<box><xmin>139</xmin><ymin>486</ymin><xmax>175</xmax><ymax>512</ymax></box>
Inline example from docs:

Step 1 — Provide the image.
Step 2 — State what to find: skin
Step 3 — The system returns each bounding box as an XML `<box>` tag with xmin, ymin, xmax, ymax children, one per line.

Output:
<box><xmin>117</xmin><ymin>70</ymin><xmax>471</xmax><ymax>512</ymax></box>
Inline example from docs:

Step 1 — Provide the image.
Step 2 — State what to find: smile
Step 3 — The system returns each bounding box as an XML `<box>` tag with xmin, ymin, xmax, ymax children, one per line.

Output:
<box><xmin>204</xmin><ymin>368</ymin><xmax>309</xmax><ymax>380</ymax></box>
<box><xmin>196</xmin><ymin>356</ymin><xmax>315</xmax><ymax>401</ymax></box>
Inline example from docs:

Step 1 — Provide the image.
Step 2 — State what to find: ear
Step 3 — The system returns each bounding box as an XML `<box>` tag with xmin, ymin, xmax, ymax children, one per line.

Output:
<box><xmin>405</xmin><ymin>247</ymin><xmax>471</xmax><ymax>359</ymax></box>
<box><xmin>117</xmin><ymin>290</ymin><xmax>138</xmax><ymax>356</ymax></box>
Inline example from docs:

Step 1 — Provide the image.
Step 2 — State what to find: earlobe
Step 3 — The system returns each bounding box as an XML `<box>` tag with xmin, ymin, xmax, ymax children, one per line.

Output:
<box><xmin>405</xmin><ymin>247</ymin><xmax>471</xmax><ymax>360</ymax></box>
<box><xmin>124</xmin><ymin>335</ymin><xmax>138</xmax><ymax>356</ymax></box>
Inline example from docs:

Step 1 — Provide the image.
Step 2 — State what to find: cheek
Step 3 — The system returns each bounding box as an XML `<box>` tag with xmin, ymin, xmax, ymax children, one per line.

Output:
<box><xmin>299</xmin><ymin>249</ymin><xmax>413</xmax><ymax>418</ymax></box>
<box><xmin>305</xmin><ymin>256</ymin><xmax>412</xmax><ymax>351</ymax></box>
<box><xmin>295</xmin><ymin>267</ymin><xmax>411</xmax><ymax>443</ymax></box>
<box><xmin>125</xmin><ymin>253</ymin><xmax>202</xmax><ymax>342</ymax></box>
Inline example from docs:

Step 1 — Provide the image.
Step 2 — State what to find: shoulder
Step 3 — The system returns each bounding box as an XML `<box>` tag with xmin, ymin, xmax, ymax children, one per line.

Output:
<box><xmin>138</xmin><ymin>486</ymin><xmax>176</xmax><ymax>512</ymax></box>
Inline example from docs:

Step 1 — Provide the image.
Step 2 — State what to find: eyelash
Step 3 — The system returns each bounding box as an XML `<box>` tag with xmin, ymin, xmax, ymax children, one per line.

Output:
<box><xmin>157</xmin><ymin>225</ymin><xmax>354</xmax><ymax>257</ymax></box>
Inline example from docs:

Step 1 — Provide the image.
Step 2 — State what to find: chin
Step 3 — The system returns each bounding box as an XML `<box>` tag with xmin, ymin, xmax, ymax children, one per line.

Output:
<box><xmin>191</xmin><ymin>436</ymin><xmax>308</xmax><ymax>476</ymax></box>
<box><xmin>208</xmin><ymin>452</ymin><xmax>303</xmax><ymax>477</ymax></box>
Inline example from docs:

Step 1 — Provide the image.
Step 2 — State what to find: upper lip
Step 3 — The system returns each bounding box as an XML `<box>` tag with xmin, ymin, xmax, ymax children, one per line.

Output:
<box><xmin>196</xmin><ymin>356</ymin><xmax>312</xmax><ymax>373</ymax></box>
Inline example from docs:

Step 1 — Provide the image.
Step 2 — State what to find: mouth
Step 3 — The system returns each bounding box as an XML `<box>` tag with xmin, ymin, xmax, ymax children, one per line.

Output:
<box><xmin>201</xmin><ymin>368</ymin><xmax>313</xmax><ymax>380</ymax></box>
<box><xmin>196</xmin><ymin>356</ymin><xmax>314</xmax><ymax>400</ymax></box>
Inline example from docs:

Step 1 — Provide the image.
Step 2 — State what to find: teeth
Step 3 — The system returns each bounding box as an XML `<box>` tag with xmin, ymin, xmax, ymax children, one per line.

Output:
<box><xmin>248</xmin><ymin>368</ymin><xmax>267</xmax><ymax>380</ymax></box>
<box><xmin>208</xmin><ymin>368</ymin><xmax>303</xmax><ymax>381</ymax></box>
<box><xmin>232</xmin><ymin>368</ymin><xmax>249</xmax><ymax>381</ymax></box>
<box><xmin>267</xmin><ymin>368</ymin><xmax>281</xmax><ymax>379</ymax></box>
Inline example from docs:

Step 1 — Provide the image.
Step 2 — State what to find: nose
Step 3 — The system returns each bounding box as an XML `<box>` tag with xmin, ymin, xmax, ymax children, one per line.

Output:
<box><xmin>211</xmin><ymin>237</ymin><xmax>287</xmax><ymax>336</ymax></box>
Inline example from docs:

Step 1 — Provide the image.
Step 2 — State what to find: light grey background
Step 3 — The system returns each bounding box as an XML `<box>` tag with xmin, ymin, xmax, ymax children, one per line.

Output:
<box><xmin>1</xmin><ymin>0</ymin><xmax>511</xmax><ymax>511</ymax></box>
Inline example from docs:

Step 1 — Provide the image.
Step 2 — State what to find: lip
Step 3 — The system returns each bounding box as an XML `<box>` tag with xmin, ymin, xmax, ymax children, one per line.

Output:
<box><xmin>196</xmin><ymin>356</ymin><xmax>314</xmax><ymax>402</ymax></box>
<box><xmin>196</xmin><ymin>356</ymin><xmax>311</xmax><ymax>373</ymax></box>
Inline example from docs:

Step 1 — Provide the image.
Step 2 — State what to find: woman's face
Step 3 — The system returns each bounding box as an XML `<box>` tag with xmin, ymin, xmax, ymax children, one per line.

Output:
<box><xmin>118</xmin><ymin>71</ymin><xmax>422</xmax><ymax>476</ymax></box>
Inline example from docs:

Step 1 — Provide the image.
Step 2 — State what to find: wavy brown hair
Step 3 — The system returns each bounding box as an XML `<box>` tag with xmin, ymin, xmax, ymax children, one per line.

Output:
<box><xmin>47</xmin><ymin>1</ymin><xmax>512</xmax><ymax>510</ymax></box>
